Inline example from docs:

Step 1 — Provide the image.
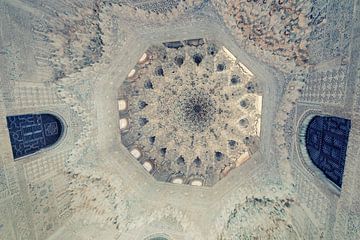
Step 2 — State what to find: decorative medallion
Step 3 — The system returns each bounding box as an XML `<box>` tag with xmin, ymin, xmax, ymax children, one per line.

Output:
<box><xmin>118</xmin><ymin>39</ymin><xmax>262</xmax><ymax>186</ymax></box>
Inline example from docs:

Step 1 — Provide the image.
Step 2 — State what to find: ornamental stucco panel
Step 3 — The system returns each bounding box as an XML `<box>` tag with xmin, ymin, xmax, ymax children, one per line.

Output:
<box><xmin>0</xmin><ymin>0</ymin><xmax>359</xmax><ymax>240</ymax></box>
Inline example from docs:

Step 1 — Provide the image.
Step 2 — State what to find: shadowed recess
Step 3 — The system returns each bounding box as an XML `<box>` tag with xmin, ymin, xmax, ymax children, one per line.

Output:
<box><xmin>6</xmin><ymin>114</ymin><xmax>64</xmax><ymax>159</ymax></box>
<box><xmin>305</xmin><ymin>116</ymin><xmax>351</xmax><ymax>187</ymax></box>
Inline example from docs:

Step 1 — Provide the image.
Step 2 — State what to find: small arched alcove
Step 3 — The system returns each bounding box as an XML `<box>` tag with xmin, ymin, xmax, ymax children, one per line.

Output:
<box><xmin>299</xmin><ymin>114</ymin><xmax>351</xmax><ymax>188</ymax></box>
<box><xmin>144</xmin><ymin>233</ymin><xmax>170</xmax><ymax>240</ymax></box>
<box><xmin>6</xmin><ymin>113</ymin><xmax>65</xmax><ymax>160</ymax></box>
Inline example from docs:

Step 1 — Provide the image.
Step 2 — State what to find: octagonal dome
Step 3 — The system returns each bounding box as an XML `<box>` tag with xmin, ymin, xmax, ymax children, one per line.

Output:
<box><xmin>117</xmin><ymin>38</ymin><xmax>262</xmax><ymax>186</ymax></box>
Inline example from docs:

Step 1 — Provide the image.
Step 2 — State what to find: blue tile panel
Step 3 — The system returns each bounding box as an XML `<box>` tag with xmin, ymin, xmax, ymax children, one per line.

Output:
<box><xmin>6</xmin><ymin>114</ymin><xmax>63</xmax><ymax>159</ymax></box>
<box><xmin>305</xmin><ymin>116</ymin><xmax>351</xmax><ymax>187</ymax></box>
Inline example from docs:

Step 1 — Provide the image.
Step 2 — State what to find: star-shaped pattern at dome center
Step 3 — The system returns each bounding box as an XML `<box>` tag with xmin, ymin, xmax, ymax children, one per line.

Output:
<box><xmin>118</xmin><ymin>39</ymin><xmax>262</xmax><ymax>186</ymax></box>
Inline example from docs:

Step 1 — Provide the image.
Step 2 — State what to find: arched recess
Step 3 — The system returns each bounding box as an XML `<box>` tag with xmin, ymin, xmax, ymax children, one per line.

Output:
<box><xmin>6</xmin><ymin>113</ymin><xmax>66</xmax><ymax>160</ymax></box>
<box><xmin>144</xmin><ymin>233</ymin><xmax>171</xmax><ymax>240</ymax></box>
<box><xmin>298</xmin><ymin>113</ymin><xmax>351</xmax><ymax>189</ymax></box>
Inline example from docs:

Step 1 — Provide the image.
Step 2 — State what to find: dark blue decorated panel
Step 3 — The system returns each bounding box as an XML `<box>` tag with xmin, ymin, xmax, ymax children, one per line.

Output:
<box><xmin>305</xmin><ymin>116</ymin><xmax>351</xmax><ymax>187</ymax></box>
<box><xmin>6</xmin><ymin>114</ymin><xmax>63</xmax><ymax>159</ymax></box>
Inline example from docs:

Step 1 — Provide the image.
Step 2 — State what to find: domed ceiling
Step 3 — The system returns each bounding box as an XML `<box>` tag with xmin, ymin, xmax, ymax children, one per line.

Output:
<box><xmin>118</xmin><ymin>39</ymin><xmax>262</xmax><ymax>186</ymax></box>
<box><xmin>0</xmin><ymin>0</ymin><xmax>359</xmax><ymax>240</ymax></box>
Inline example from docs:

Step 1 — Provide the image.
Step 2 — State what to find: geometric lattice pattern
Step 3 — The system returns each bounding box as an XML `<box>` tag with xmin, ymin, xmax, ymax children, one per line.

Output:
<box><xmin>6</xmin><ymin>114</ymin><xmax>63</xmax><ymax>159</ymax></box>
<box><xmin>23</xmin><ymin>152</ymin><xmax>67</xmax><ymax>183</ymax></box>
<box><xmin>305</xmin><ymin>116</ymin><xmax>351</xmax><ymax>187</ymax></box>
